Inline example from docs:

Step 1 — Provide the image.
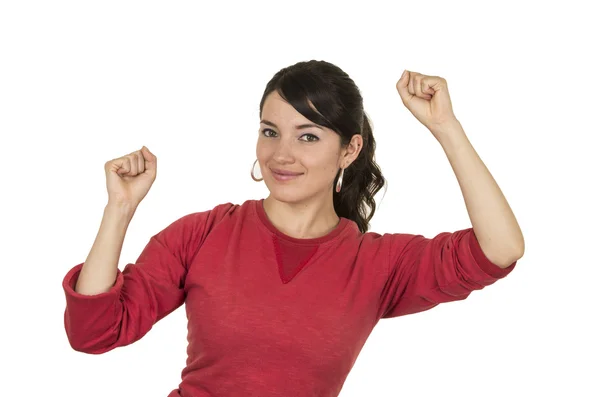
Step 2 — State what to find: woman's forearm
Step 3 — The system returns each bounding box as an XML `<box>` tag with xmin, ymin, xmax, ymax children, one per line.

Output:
<box><xmin>436</xmin><ymin>121</ymin><xmax>525</xmax><ymax>268</ymax></box>
<box><xmin>75</xmin><ymin>203</ymin><xmax>136</xmax><ymax>295</ymax></box>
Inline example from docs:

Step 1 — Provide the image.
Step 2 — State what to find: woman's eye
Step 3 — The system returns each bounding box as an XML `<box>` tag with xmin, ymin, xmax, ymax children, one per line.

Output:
<box><xmin>300</xmin><ymin>134</ymin><xmax>319</xmax><ymax>142</ymax></box>
<box><xmin>261</xmin><ymin>128</ymin><xmax>277</xmax><ymax>137</ymax></box>
<box><xmin>261</xmin><ymin>129</ymin><xmax>318</xmax><ymax>142</ymax></box>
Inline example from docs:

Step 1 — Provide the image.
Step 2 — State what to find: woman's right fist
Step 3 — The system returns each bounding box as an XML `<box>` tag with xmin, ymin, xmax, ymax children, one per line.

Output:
<box><xmin>104</xmin><ymin>146</ymin><xmax>157</xmax><ymax>208</ymax></box>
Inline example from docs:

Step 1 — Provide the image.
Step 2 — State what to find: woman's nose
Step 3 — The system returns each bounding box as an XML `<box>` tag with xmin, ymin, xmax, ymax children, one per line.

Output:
<box><xmin>273</xmin><ymin>139</ymin><xmax>295</xmax><ymax>162</ymax></box>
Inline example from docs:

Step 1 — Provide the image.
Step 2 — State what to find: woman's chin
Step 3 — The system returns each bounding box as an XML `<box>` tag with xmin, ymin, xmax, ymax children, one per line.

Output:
<box><xmin>266</xmin><ymin>186</ymin><xmax>310</xmax><ymax>204</ymax></box>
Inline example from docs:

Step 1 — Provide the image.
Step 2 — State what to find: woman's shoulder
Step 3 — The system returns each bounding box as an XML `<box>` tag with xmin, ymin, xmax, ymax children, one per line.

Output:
<box><xmin>155</xmin><ymin>199</ymin><xmax>258</xmax><ymax>243</ymax></box>
<box><xmin>179</xmin><ymin>198</ymin><xmax>259</xmax><ymax>223</ymax></box>
<box><xmin>341</xmin><ymin>225</ymin><xmax>424</xmax><ymax>257</ymax></box>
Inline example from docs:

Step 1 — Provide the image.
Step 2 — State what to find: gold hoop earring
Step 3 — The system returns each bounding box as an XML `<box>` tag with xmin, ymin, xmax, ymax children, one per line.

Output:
<box><xmin>335</xmin><ymin>167</ymin><xmax>345</xmax><ymax>193</ymax></box>
<box><xmin>251</xmin><ymin>159</ymin><xmax>263</xmax><ymax>182</ymax></box>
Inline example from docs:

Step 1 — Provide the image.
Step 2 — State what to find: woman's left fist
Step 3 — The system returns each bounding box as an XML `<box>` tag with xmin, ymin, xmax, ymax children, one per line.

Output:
<box><xmin>396</xmin><ymin>70</ymin><xmax>459</xmax><ymax>135</ymax></box>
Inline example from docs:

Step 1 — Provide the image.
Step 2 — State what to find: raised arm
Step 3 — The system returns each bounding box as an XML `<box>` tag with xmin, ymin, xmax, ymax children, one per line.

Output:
<box><xmin>396</xmin><ymin>70</ymin><xmax>525</xmax><ymax>267</ymax></box>
<box><xmin>62</xmin><ymin>203</ymin><xmax>233</xmax><ymax>354</ymax></box>
<box><xmin>377</xmin><ymin>71</ymin><xmax>524</xmax><ymax>319</ymax></box>
<box><xmin>74</xmin><ymin>203</ymin><xmax>135</xmax><ymax>296</ymax></box>
<box><xmin>63</xmin><ymin>208</ymin><xmax>189</xmax><ymax>354</ymax></box>
<box><xmin>437</xmin><ymin>121</ymin><xmax>524</xmax><ymax>267</ymax></box>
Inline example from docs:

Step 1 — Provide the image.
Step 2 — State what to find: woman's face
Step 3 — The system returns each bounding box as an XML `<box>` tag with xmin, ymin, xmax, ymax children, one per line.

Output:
<box><xmin>256</xmin><ymin>91</ymin><xmax>347</xmax><ymax>204</ymax></box>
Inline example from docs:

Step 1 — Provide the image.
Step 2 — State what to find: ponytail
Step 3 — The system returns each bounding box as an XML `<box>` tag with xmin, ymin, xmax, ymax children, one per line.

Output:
<box><xmin>333</xmin><ymin>111</ymin><xmax>386</xmax><ymax>233</ymax></box>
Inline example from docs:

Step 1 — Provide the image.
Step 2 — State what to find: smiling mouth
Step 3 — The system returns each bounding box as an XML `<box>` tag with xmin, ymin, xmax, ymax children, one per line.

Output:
<box><xmin>271</xmin><ymin>169</ymin><xmax>303</xmax><ymax>181</ymax></box>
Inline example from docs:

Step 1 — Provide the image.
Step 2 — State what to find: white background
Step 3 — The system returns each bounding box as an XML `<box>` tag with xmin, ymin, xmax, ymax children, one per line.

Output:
<box><xmin>1</xmin><ymin>1</ymin><xmax>598</xmax><ymax>396</ymax></box>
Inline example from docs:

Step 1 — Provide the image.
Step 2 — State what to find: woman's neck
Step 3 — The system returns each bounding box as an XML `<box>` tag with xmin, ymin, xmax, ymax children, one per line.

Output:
<box><xmin>262</xmin><ymin>195</ymin><xmax>340</xmax><ymax>239</ymax></box>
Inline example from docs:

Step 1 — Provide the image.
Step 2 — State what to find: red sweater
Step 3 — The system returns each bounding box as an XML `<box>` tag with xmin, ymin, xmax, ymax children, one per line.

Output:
<box><xmin>62</xmin><ymin>198</ymin><xmax>516</xmax><ymax>396</ymax></box>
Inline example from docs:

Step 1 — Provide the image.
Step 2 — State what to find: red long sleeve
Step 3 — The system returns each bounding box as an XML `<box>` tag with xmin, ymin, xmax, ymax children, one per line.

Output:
<box><xmin>379</xmin><ymin>228</ymin><xmax>516</xmax><ymax>319</ymax></box>
<box><xmin>62</xmin><ymin>203</ymin><xmax>234</xmax><ymax>353</ymax></box>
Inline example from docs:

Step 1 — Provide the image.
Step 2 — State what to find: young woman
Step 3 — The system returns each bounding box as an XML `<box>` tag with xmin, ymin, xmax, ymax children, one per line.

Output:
<box><xmin>62</xmin><ymin>60</ymin><xmax>524</xmax><ymax>397</ymax></box>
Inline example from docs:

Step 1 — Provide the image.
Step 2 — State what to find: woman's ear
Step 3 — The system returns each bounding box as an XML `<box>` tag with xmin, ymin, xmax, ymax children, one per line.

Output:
<box><xmin>342</xmin><ymin>134</ymin><xmax>363</xmax><ymax>166</ymax></box>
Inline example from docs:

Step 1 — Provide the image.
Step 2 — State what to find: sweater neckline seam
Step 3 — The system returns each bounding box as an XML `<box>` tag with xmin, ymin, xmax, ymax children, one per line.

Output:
<box><xmin>252</xmin><ymin>199</ymin><xmax>351</xmax><ymax>246</ymax></box>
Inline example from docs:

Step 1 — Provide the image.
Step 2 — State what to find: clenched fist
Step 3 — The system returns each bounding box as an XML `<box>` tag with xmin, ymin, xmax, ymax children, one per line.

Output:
<box><xmin>104</xmin><ymin>146</ymin><xmax>157</xmax><ymax>208</ymax></box>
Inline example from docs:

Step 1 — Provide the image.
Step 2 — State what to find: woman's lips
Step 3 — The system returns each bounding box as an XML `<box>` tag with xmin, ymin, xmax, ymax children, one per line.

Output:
<box><xmin>270</xmin><ymin>168</ymin><xmax>303</xmax><ymax>181</ymax></box>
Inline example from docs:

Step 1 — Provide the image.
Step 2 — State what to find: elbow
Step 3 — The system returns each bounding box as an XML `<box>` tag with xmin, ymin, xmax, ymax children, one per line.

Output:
<box><xmin>516</xmin><ymin>239</ymin><xmax>525</xmax><ymax>259</ymax></box>
<box><xmin>66</xmin><ymin>335</ymin><xmax>114</xmax><ymax>355</ymax></box>
<box><xmin>507</xmin><ymin>238</ymin><xmax>525</xmax><ymax>266</ymax></box>
<box><xmin>480</xmin><ymin>238</ymin><xmax>525</xmax><ymax>269</ymax></box>
<box><xmin>484</xmin><ymin>244</ymin><xmax>524</xmax><ymax>269</ymax></box>
<box><xmin>65</xmin><ymin>326</ymin><xmax>117</xmax><ymax>355</ymax></box>
<box><xmin>513</xmin><ymin>233</ymin><xmax>525</xmax><ymax>261</ymax></box>
<box><xmin>493</xmin><ymin>245</ymin><xmax>524</xmax><ymax>269</ymax></box>
<box><xmin>67</xmin><ymin>337</ymin><xmax>95</xmax><ymax>354</ymax></box>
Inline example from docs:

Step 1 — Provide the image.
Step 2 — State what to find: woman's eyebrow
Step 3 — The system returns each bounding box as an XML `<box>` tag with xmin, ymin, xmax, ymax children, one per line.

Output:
<box><xmin>260</xmin><ymin>119</ymin><xmax>323</xmax><ymax>130</ymax></box>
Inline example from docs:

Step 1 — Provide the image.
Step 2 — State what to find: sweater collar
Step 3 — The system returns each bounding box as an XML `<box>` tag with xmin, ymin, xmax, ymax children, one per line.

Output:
<box><xmin>253</xmin><ymin>199</ymin><xmax>350</xmax><ymax>245</ymax></box>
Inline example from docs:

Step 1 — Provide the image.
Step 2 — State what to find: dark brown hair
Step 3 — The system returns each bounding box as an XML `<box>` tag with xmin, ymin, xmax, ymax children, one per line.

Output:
<box><xmin>259</xmin><ymin>60</ymin><xmax>386</xmax><ymax>233</ymax></box>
